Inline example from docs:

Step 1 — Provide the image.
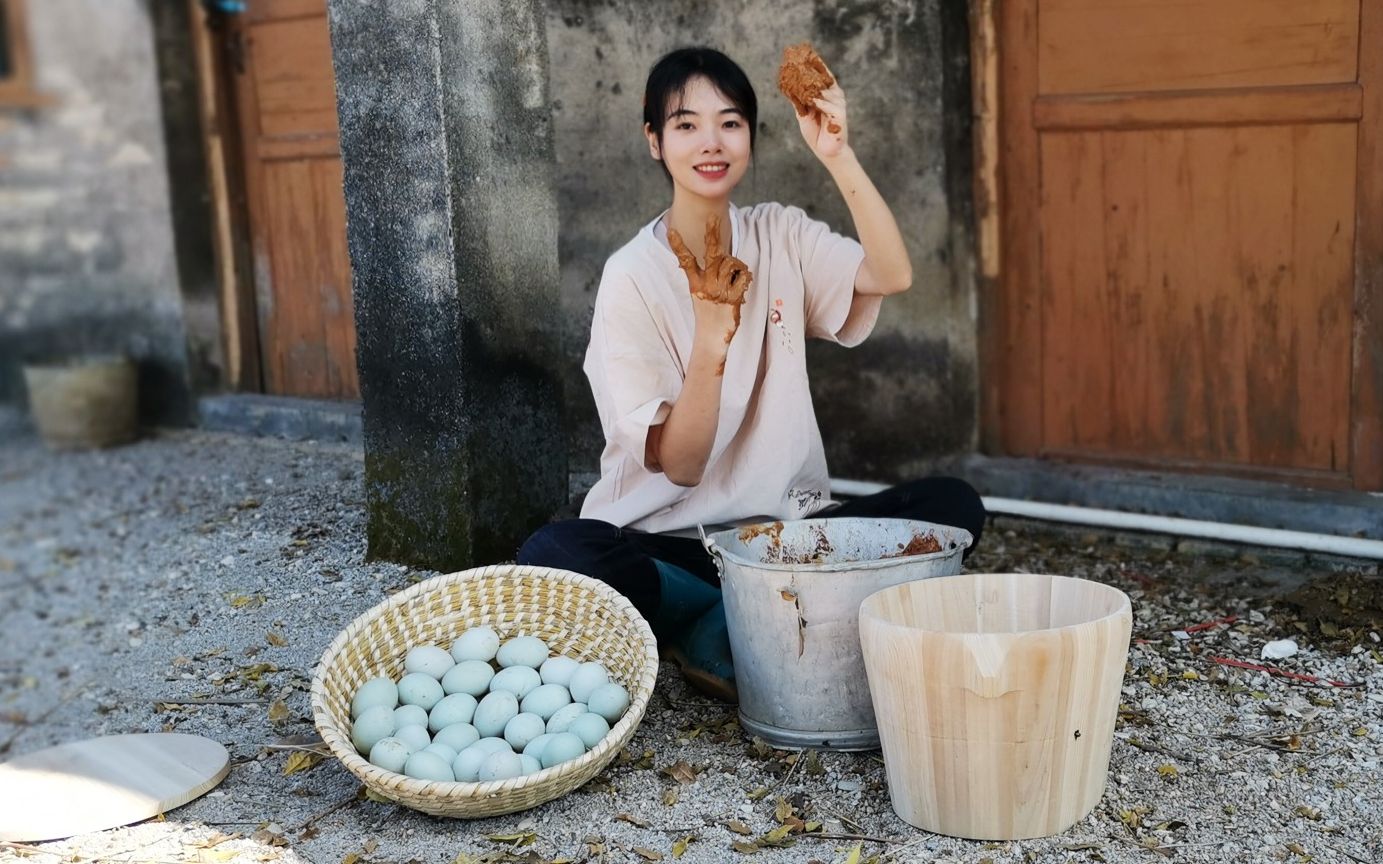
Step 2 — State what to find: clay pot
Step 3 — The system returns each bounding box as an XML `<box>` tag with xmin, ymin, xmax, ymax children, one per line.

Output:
<box><xmin>23</xmin><ymin>355</ymin><xmax>139</xmax><ymax>450</ymax></box>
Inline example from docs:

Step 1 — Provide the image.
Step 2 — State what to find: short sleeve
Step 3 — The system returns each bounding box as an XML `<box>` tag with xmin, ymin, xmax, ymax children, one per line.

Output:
<box><xmin>584</xmin><ymin>268</ymin><xmax>682</xmax><ymax>471</ymax></box>
<box><xmin>793</xmin><ymin>207</ymin><xmax>882</xmax><ymax>347</ymax></box>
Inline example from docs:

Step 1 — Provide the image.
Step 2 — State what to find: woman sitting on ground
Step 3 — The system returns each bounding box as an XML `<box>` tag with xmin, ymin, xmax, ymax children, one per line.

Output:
<box><xmin>519</xmin><ymin>46</ymin><xmax>985</xmax><ymax>701</ymax></box>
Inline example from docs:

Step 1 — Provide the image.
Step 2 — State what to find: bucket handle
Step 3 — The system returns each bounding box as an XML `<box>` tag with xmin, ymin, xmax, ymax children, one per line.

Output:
<box><xmin>697</xmin><ymin>524</ymin><xmax>724</xmax><ymax>580</ymax></box>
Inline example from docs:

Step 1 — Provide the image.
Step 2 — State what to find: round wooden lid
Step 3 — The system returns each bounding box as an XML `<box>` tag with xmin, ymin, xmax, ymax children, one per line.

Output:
<box><xmin>0</xmin><ymin>733</ymin><xmax>230</xmax><ymax>842</ymax></box>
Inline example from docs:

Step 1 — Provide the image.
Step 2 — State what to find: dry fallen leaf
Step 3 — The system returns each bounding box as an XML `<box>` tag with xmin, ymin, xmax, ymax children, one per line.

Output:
<box><xmin>1119</xmin><ymin>806</ymin><xmax>1149</xmax><ymax>830</ymax></box>
<box><xmin>661</xmin><ymin>787</ymin><xmax>679</xmax><ymax>806</ymax></box>
<box><xmin>283</xmin><ymin>751</ymin><xmax>324</xmax><ymax>775</ymax></box>
<box><xmin>746</xmin><ymin>786</ymin><xmax>770</xmax><ymax>801</ymax></box>
<box><xmin>1294</xmin><ymin>805</ymin><xmax>1323</xmax><ymax>821</ymax></box>
<box><xmin>251</xmin><ymin>828</ymin><xmax>289</xmax><ymax>848</ymax></box>
<box><xmin>193</xmin><ymin>833</ymin><xmax>240</xmax><ymax>849</ymax></box>
<box><xmin>843</xmin><ymin>842</ymin><xmax>863</xmax><ymax>864</ymax></box>
<box><xmin>662</xmin><ymin>760</ymin><xmax>700</xmax><ymax>785</ymax></box>
<box><xmin>226</xmin><ymin>593</ymin><xmax>265</xmax><ymax>609</ymax></box>
<box><xmin>237</xmin><ymin>663</ymin><xmax>279</xmax><ymax>684</ymax></box>
<box><xmin>632</xmin><ymin>848</ymin><xmax>663</xmax><ymax>862</ymax></box>
<box><xmin>672</xmin><ymin>836</ymin><xmax>693</xmax><ymax>858</ymax></box>
<box><xmin>267</xmin><ymin>701</ymin><xmax>290</xmax><ymax>724</ymax></box>
<box><xmin>758</xmin><ymin>825</ymin><xmax>795</xmax><ymax>847</ymax></box>
<box><xmin>724</xmin><ymin>820</ymin><xmax>753</xmax><ymax>836</ymax></box>
<box><xmin>1156</xmin><ymin>763</ymin><xmax>1179</xmax><ymax>779</ymax></box>
<box><xmin>773</xmin><ymin>798</ymin><xmax>794</xmax><ymax>824</ymax></box>
<box><xmin>485</xmin><ymin>832</ymin><xmax>537</xmax><ymax>847</ymax></box>
<box><xmin>266</xmin><ymin>632</ymin><xmax>287</xmax><ymax>647</ymax></box>
<box><xmin>618</xmin><ymin>812</ymin><xmax>650</xmax><ymax>828</ymax></box>
<box><xmin>730</xmin><ymin>841</ymin><xmax>760</xmax><ymax>854</ymax></box>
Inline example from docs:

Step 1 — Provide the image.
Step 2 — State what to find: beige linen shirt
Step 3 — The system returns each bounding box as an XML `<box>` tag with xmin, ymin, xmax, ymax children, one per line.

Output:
<box><xmin>581</xmin><ymin>202</ymin><xmax>880</xmax><ymax>532</ymax></box>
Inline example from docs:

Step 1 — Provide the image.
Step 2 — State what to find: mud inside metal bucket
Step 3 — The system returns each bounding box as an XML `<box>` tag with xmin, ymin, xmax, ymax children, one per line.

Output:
<box><xmin>703</xmin><ymin>517</ymin><xmax>972</xmax><ymax>750</ymax></box>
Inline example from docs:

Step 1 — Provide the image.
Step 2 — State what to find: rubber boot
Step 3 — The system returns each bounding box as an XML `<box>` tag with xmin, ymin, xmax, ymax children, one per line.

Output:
<box><xmin>666</xmin><ymin>599</ymin><xmax>737</xmax><ymax>703</ymax></box>
<box><xmin>650</xmin><ymin>560</ymin><xmax>738</xmax><ymax>703</ymax></box>
<box><xmin>648</xmin><ymin>559</ymin><xmax>721</xmax><ymax>640</ymax></box>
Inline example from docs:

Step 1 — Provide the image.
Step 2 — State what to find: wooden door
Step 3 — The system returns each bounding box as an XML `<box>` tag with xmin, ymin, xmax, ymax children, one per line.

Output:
<box><xmin>987</xmin><ymin>0</ymin><xmax>1383</xmax><ymax>491</ymax></box>
<box><xmin>228</xmin><ymin>0</ymin><xmax>358</xmax><ymax>398</ymax></box>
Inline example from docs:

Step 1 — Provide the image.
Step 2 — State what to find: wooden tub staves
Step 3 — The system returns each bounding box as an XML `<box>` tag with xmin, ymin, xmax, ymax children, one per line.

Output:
<box><xmin>859</xmin><ymin>573</ymin><xmax>1132</xmax><ymax>840</ymax></box>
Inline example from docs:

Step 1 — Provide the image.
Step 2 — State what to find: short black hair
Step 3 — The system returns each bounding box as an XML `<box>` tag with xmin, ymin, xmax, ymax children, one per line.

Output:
<box><xmin>643</xmin><ymin>47</ymin><xmax>758</xmax><ymax>178</ymax></box>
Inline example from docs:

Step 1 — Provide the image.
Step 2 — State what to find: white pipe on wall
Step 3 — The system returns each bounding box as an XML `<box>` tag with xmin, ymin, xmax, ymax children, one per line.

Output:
<box><xmin>829</xmin><ymin>479</ymin><xmax>1383</xmax><ymax>561</ymax></box>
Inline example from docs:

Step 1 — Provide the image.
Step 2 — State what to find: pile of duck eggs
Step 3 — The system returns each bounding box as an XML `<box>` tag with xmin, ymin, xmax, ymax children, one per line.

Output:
<box><xmin>348</xmin><ymin>627</ymin><xmax>631</xmax><ymax>783</ymax></box>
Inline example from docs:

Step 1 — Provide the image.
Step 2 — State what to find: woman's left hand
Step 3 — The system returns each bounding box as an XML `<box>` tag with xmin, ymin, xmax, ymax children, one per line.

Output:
<box><xmin>796</xmin><ymin>78</ymin><xmax>850</xmax><ymax>161</ymax></box>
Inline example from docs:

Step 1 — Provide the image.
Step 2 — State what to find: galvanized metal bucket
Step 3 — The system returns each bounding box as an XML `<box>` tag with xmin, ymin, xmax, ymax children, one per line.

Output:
<box><xmin>701</xmin><ymin>517</ymin><xmax>972</xmax><ymax>751</ymax></box>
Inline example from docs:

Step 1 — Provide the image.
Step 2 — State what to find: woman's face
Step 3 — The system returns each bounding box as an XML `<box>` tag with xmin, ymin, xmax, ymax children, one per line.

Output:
<box><xmin>645</xmin><ymin>75</ymin><xmax>751</xmax><ymax>202</ymax></box>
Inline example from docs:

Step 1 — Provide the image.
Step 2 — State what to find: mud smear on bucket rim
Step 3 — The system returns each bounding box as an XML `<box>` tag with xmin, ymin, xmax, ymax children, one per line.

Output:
<box><xmin>738</xmin><ymin>520</ymin><xmax>949</xmax><ymax>566</ymax></box>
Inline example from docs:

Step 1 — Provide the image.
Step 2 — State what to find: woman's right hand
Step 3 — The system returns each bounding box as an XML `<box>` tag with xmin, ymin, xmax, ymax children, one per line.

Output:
<box><xmin>669</xmin><ymin>215</ymin><xmax>753</xmax><ymax>353</ymax></box>
<box><xmin>651</xmin><ymin>214</ymin><xmax>752</xmax><ymax>482</ymax></box>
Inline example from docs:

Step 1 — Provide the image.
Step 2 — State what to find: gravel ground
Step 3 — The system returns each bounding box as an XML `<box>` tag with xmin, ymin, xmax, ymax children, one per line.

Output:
<box><xmin>1</xmin><ymin>416</ymin><xmax>1380</xmax><ymax>864</ymax></box>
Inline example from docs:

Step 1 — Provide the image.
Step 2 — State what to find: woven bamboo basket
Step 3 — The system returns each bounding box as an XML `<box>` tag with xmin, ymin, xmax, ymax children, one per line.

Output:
<box><xmin>310</xmin><ymin>565</ymin><xmax>659</xmax><ymax>818</ymax></box>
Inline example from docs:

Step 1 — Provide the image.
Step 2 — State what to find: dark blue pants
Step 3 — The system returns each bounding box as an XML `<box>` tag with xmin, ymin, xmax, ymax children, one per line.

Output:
<box><xmin>516</xmin><ymin>477</ymin><xmax>986</xmax><ymax>620</ymax></box>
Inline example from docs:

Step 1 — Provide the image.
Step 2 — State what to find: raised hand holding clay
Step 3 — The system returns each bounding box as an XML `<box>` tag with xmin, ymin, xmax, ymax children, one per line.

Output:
<box><xmin>668</xmin><ymin>214</ymin><xmax>754</xmax><ymax>352</ymax></box>
<box><xmin>778</xmin><ymin>43</ymin><xmax>849</xmax><ymax>159</ymax></box>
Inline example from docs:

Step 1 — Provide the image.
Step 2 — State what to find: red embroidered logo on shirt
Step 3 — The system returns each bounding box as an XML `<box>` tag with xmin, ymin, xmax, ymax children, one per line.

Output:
<box><xmin>769</xmin><ymin>302</ymin><xmax>793</xmax><ymax>352</ymax></box>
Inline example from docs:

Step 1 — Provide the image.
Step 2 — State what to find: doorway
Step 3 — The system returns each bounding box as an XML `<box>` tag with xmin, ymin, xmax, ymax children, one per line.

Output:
<box><xmin>983</xmin><ymin>0</ymin><xmax>1383</xmax><ymax>491</ymax></box>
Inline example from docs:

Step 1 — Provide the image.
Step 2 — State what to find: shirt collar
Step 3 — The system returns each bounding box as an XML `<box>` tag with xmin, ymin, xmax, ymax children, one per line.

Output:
<box><xmin>648</xmin><ymin>203</ymin><xmax>739</xmax><ymax>265</ymax></box>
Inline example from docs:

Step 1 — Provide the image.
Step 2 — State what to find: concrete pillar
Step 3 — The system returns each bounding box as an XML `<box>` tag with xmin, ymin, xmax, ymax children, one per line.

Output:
<box><xmin>326</xmin><ymin>0</ymin><xmax>567</xmax><ymax>570</ymax></box>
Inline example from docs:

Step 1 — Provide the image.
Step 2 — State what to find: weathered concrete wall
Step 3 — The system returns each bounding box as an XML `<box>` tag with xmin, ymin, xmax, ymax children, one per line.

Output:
<box><xmin>0</xmin><ymin>0</ymin><xmax>198</xmax><ymax>424</ymax></box>
<box><xmin>548</xmin><ymin>0</ymin><xmax>976</xmax><ymax>482</ymax></box>
<box><xmin>327</xmin><ymin>0</ymin><xmax>568</xmax><ymax>568</ymax></box>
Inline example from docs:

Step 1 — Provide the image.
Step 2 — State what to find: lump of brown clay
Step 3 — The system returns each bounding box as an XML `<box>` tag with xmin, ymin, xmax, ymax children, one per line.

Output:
<box><xmin>777</xmin><ymin>43</ymin><xmax>834</xmax><ymax>118</ymax></box>
<box><xmin>668</xmin><ymin>215</ymin><xmax>753</xmax><ymax>308</ymax></box>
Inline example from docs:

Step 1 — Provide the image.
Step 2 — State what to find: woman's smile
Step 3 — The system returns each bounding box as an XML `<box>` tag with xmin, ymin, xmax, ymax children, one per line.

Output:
<box><xmin>693</xmin><ymin>162</ymin><xmax>730</xmax><ymax>180</ymax></box>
